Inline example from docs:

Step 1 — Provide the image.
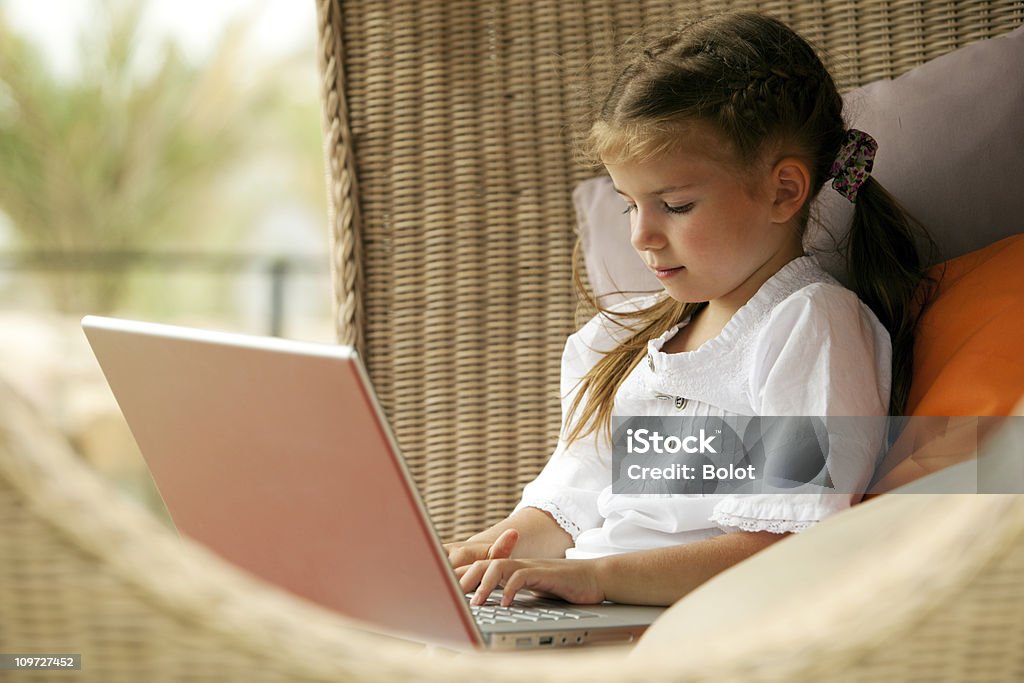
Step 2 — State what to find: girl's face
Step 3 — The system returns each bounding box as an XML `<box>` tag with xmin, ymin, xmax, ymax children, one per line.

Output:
<box><xmin>604</xmin><ymin>128</ymin><xmax>804</xmax><ymax>314</ymax></box>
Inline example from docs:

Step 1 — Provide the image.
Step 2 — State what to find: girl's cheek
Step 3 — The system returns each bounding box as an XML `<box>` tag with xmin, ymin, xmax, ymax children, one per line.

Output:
<box><xmin>674</xmin><ymin>222</ymin><xmax>716</xmax><ymax>251</ymax></box>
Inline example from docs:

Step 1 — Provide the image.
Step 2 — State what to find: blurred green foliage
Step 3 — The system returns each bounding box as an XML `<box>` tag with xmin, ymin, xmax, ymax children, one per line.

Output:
<box><xmin>0</xmin><ymin>0</ymin><xmax>325</xmax><ymax>313</ymax></box>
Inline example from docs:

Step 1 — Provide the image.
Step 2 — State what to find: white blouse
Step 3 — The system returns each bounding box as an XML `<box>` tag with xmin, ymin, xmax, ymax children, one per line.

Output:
<box><xmin>513</xmin><ymin>256</ymin><xmax>891</xmax><ymax>559</ymax></box>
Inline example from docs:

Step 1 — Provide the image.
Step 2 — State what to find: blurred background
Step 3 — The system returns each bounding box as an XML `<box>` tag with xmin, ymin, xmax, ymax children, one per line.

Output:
<box><xmin>0</xmin><ymin>0</ymin><xmax>330</xmax><ymax>520</ymax></box>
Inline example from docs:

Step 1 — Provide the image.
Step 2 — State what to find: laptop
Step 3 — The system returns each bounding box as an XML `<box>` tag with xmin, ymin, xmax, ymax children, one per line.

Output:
<box><xmin>81</xmin><ymin>316</ymin><xmax>665</xmax><ymax>650</ymax></box>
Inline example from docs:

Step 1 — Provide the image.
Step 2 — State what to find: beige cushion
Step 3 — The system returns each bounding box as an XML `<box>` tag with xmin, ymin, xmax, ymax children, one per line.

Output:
<box><xmin>631</xmin><ymin>493</ymin><xmax>939</xmax><ymax>659</ymax></box>
<box><xmin>573</xmin><ymin>177</ymin><xmax>659</xmax><ymax>304</ymax></box>
<box><xmin>631</xmin><ymin>491</ymin><xmax>1015</xmax><ymax>665</ymax></box>
<box><xmin>632</xmin><ymin>406</ymin><xmax>1024</xmax><ymax>665</ymax></box>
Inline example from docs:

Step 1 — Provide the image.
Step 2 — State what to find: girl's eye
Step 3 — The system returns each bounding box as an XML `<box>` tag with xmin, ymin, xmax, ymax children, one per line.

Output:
<box><xmin>621</xmin><ymin>202</ymin><xmax>694</xmax><ymax>215</ymax></box>
<box><xmin>665</xmin><ymin>203</ymin><xmax>695</xmax><ymax>214</ymax></box>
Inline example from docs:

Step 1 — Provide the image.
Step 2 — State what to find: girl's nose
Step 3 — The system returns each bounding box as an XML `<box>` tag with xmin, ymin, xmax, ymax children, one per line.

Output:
<box><xmin>629</xmin><ymin>210</ymin><xmax>668</xmax><ymax>252</ymax></box>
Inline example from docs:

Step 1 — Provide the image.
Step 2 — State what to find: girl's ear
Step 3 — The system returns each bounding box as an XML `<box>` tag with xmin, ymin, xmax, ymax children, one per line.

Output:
<box><xmin>770</xmin><ymin>157</ymin><xmax>811</xmax><ymax>224</ymax></box>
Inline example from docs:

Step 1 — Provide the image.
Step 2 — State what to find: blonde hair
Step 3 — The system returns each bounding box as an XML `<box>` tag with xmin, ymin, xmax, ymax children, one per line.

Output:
<box><xmin>562</xmin><ymin>248</ymin><xmax>704</xmax><ymax>447</ymax></box>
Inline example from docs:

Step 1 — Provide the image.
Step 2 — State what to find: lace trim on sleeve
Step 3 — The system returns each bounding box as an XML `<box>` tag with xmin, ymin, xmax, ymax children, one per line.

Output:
<box><xmin>524</xmin><ymin>502</ymin><xmax>582</xmax><ymax>541</ymax></box>
<box><xmin>709</xmin><ymin>510</ymin><xmax>817</xmax><ymax>534</ymax></box>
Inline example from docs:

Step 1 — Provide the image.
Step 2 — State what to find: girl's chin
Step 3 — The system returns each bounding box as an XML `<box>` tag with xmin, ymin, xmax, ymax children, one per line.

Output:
<box><xmin>660</xmin><ymin>288</ymin><xmax>706</xmax><ymax>305</ymax></box>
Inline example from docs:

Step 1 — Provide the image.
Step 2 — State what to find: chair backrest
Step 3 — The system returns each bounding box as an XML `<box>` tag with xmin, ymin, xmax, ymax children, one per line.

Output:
<box><xmin>316</xmin><ymin>0</ymin><xmax>1024</xmax><ymax>540</ymax></box>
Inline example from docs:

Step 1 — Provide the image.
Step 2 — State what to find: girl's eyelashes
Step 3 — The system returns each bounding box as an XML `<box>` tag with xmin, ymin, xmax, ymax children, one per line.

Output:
<box><xmin>665</xmin><ymin>203</ymin><xmax>695</xmax><ymax>214</ymax></box>
<box><xmin>620</xmin><ymin>202</ymin><xmax>695</xmax><ymax>215</ymax></box>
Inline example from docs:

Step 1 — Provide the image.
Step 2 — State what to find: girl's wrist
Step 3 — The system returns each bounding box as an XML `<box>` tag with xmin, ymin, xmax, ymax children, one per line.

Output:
<box><xmin>591</xmin><ymin>554</ymin><xmax>618</xmax><ymax>603</ymax></box>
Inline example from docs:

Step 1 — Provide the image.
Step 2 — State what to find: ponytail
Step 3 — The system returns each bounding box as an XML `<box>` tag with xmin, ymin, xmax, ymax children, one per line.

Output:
<box><xmin>845</xmin><ymin>176</ymin><xmax>937</xmax><ymax>415</ymax></box>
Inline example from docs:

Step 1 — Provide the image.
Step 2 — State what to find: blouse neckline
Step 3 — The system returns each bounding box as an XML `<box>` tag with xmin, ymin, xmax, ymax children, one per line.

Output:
<box><xmin>648</xmin><ymin>255</ymin><xmax>823</xmax><ymax>361</ymax></box>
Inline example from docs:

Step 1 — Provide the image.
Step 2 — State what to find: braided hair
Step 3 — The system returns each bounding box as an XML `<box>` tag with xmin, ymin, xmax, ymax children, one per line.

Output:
<box><xmin>565</xmin><ymin>11</ymin><xmax>932</xmax><ymax>447</ymax></box>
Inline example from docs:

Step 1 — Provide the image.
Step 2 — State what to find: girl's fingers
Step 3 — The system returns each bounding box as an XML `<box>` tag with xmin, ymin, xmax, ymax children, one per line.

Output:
<box><xmin>500</xmin><ymin>569</ymin><xmax>532</xmax><ymax>606</ymax></box>
<box><xmin>462</xmin><ymin>531</ymin><xmax>520</xmax><ymax>598</ymax></box>
<box><xmin>471</xmin><ymin>562</ymin><xmax>502</xmax><ymax>605</ymax></box>
<box><xmin>500</xmin><ymin>565</ymin><xmax>589</xmax><ymax>605</ymax></box>
<box><xmin>459</xmin><ymin>560</ymin><xmax>490</xmax><ymax>595</ymax></box>
<box><xmin>472</xmin><ymin>559</ymin><xmax>518</xmax><ymax>605</ymax></box>
<box><xmin>488</xmin><ymin>529</ymin><xmax>519</xmax><ymax>560</ymax></box>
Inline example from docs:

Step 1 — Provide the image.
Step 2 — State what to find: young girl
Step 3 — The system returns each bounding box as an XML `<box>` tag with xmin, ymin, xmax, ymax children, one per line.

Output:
<box><xmin>447</xmin><ymin>11</ymin><xmax>929</xmax><ymax>608</ymax></box>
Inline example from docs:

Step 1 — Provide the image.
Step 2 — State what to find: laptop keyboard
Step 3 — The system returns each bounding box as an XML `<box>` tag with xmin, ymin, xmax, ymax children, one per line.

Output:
<box><xmin>466</xmin><ymin>595</ymin><xmax>600</xmax><ymax>624</ymax></box>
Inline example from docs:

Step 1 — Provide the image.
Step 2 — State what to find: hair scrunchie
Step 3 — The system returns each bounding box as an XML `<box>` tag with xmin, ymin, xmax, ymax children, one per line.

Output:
<box><xmin>829</xmin><ymin>129</ymin><xmax>877</xmax><ymax>202</ymax></box>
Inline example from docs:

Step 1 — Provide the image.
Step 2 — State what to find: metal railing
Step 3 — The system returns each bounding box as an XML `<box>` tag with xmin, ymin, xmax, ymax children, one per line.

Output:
<box><xmin>0</xmin><ymin>250</ymin><xmax>330</xmax><ymax>337</ymax></box>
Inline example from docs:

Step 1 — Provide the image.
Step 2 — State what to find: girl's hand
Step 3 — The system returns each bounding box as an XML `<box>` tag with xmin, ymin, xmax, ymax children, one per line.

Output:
<box><xmin>456</xmin><ymin>557</ymin><xmax>605</xmax><ymax>606</ymax></box>
<box><xmin>444</xmin><ymin>528</ymin><xmax>520</xmax><ymax>570</ymax></box>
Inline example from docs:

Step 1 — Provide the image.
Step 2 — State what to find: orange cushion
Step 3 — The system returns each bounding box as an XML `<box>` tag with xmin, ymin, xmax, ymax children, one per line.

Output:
<box><xmin>867</xmin><ymin>234</ymin><xmax>1024</xmax><ymax>494</ymax></box>
<box><xmin>906</xmin><ymin>233</ymin><xmax>1024</xmax><ymax>416</ymax></box>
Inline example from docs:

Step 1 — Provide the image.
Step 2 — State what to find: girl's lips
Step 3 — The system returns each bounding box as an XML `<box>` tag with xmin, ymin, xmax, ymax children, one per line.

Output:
<box><xmin>654</xmin><ymin>266</ymin><xmax>685</xmax><ymax>279</ymax></box>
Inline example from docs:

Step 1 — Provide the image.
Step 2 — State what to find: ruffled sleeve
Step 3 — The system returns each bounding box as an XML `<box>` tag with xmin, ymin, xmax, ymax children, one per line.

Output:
<box><xmin>513</xmin><ymin>296</ymin><xmax>657</xmax><ymax>540</ymax></box>
<box><xmin>710</xmin><ymin>283</ymin><xmax>892</xmax><ymax>534</ymax></box>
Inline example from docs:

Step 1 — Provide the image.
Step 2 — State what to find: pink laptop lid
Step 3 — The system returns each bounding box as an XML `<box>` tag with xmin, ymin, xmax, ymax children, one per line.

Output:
<box><xmin>82</xmin><ymin>316</ymin><xmax>481</xmax><ymax>649</ymax></box>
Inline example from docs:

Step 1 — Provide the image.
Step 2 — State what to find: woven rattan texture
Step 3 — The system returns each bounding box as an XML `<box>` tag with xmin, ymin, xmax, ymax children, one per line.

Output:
<box><xmin>3</xmin><ymin>379</ymin><xmax>1024</xmax><ymax>680</ymax></box>
<box><xmin>0</xmin><ymin>382</ymin><xmax>458</xmax><ymax>682</ymax></box>
<box><xmin>316</xmin><ymin>0</ymin><xmax>1024</xmax><ymax>540</ymax></box>
<box><xmin>659</xmin><ymin>495</ymin><xmax>1024</xmax><ymax>683</ymax></box>
<box><xmin>840</xmin><ymin>538</ymin><xmax>1024</xmax><ymax>683</ymax></box>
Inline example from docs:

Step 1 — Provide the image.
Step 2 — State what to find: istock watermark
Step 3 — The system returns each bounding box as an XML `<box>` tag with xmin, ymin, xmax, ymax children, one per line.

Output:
<box><xmin>611</xmin><ymin>415</ymin><xmax>1024</xmax><ymax>495</ymax></box>
<box><xmin>625</xmin><ymin>427</ymin><xmax>719</xmax><ymax>454</ymax></box>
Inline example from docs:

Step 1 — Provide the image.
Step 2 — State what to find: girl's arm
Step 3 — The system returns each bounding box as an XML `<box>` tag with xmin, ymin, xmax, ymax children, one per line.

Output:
<box><xmin>460</xmin><ymin>530</ymin><xmax>786</xmax><ymax>606</ymax></box>
<box><xmin>594</xmin><ymin>530</ymin><xmax>786</xmax><ymax>605</ymax></box>
<box><xmin>445</xmin><ymin>507</ymin><xmax>574</xmax><ymax>568</ymax></box>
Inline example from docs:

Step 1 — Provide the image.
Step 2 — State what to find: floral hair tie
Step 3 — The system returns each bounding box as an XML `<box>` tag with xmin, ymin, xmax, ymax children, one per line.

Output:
<box><xmin>829</xmin><ymin>129</ymin><xmax>877</xmax><ymax>202</ymax></box>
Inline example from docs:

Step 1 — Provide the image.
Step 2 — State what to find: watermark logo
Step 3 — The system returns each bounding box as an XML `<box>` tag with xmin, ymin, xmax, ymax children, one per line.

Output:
<box><xmin>611</xmin><ymin>415</ymin><xmax>1024</xmax><ymax>495</ymax></box>
<box><xmin>626</xmin><ymin>427</ymin><xmax>717</xmax><ymax>454</ymax></box>
<box><xmin>612</xmin><ymin>415</ymin><xmax>871</xmax><ymax>495</ymax></box>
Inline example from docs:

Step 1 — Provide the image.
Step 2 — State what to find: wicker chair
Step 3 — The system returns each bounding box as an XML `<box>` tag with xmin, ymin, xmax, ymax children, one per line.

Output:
<box><xmin>2</xmin><ymin>2</ymin><xmax>1023</xmax><ymax>681</ymax></box>
<box><xmin>3</xmin><ymin>373</ymin><xmax>1024</xmax><ymax>682</ymax></box>
<box><xmin>315</xmin><ymin>0</ymin><xmax>1024</xmax><ymax>542</ymax></box>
